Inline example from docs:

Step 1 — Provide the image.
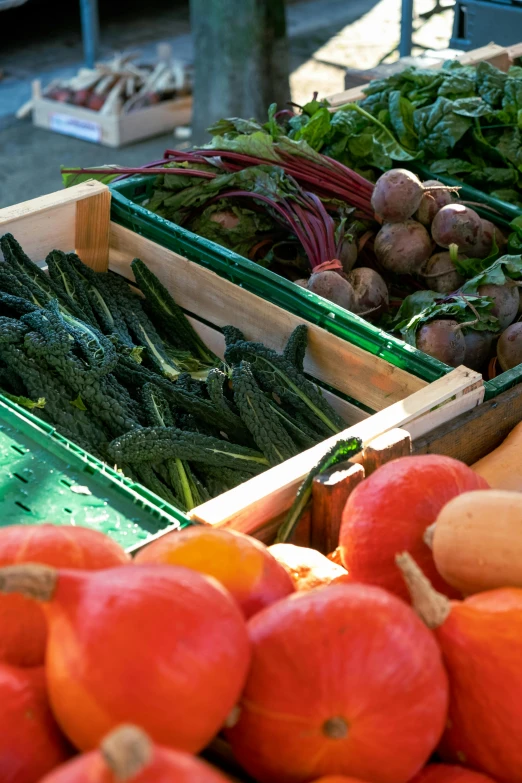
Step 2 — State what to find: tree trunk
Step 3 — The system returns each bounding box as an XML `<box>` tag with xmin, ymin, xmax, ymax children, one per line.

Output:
<box><xmin>189</xmin><ymin>0</ymin><xmax>291</xmax><ymax>144</ymax></box>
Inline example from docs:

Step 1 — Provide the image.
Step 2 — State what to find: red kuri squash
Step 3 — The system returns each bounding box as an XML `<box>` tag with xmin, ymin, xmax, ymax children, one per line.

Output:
<box><xmin>339</xmin><ymin>455</ymin><xmax>488</xmax><ymax>602</ymax></box>
<box><xmin>135</xmin><ymin>527</ymin><xmax>294</xmax><ymax>618</ymax></box>
<box><xmin>0</xmin><ymin>524</ymin><xmax>129</xmax><ymax>667</ymax></box>
<box><xmin>38</xmin><ymin>724</ymin><xmax>231</xmax><ymax>783</ymax></box>
<box><xmin>310</xmin><ymin>778</ymin><xmax>372</xmax><ymax>783</ymax></box>
<box><xmin>0</xmin><ymin>662</ymin><xmax>70</xmax><ymax>782</ymax></box>
<box><xmin>398</xmin><ymin>552</ymin><xmax>522</xmax><ymax>782</ymax></box>
<box><xmin>409</xmin><ymin>764</ymin><xmax>497</xmax><ymax>783</ymax></box>
<box><xmin>0</xmin><ymin>563</ymin><xmax>250</xmax><ymax>754</ymax></box>
<box><xmin>226</xmin><ymin>583</ymin><xmax>448</xmax><ymax>783</ymax></box>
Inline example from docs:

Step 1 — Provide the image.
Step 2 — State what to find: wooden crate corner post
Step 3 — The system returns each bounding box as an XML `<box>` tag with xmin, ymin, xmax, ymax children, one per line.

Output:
<box><xmin>75</xmin><ymin>181</ymin><xmax>111</xmax><ymax>272</ymax></box>
<box><xmin>311</xmin><ymin>460</ymin><xmax>365</xmax><ymax>554</ymax></box>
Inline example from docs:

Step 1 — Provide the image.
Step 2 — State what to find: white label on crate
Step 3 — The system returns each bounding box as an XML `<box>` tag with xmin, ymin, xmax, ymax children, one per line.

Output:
<box><xmin>50</xmin><ymin>113</ymin><xmax>102</xmax><ymax>143</ymax></box>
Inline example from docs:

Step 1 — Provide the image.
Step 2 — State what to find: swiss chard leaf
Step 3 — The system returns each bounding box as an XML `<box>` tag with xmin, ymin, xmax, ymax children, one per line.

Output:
<box><xmin>451</xmin><ymin>97</ymin><xmax>492</xmax><ymax>117</ymax></box>
<box><xmin>388</xmin><ymin>91</ymin><xmax>418</xmax><ymax>150</ymax></box>
<box><xmin>413</xmin><ymin>97</ymin><xmax>473</xmax><ymax>158</ymax></box>
<box><xmin>205</xmin><ymin>131</ymin><xmax>280</xmax><ymax>162</ymax></box>
<box><xmin>207</xmin><ymin>116</ymin><xmax>266</xmax><ymax>137</ymax></box>
<box><xmin>293</xmin><ymin>106</ymin><xmax>332</xmax><ymax>150</ymax></box>
<box><xmin>476</xmin><ymin>61</ymin><xmax>508</xmax><ymax>107</ymax></box>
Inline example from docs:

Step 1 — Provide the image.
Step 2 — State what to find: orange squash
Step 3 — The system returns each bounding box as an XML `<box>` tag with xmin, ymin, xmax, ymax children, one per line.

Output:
<box><xmin>398</xmin><ymin>552</ymin><xmax>522</xmax><ymax>782</ymax></box>
<box><xmin>340</xmin><ymin>455</ymin><xmax>488</xmax><ymax>602</ymax></box>
<box><xmin>409</xmin><ymin>764</ymin><xmax>497</xmax><ymax>783</ymax></box>
<box><xmin>310</xmin><ymin>778</ymin><xmax>372</xmax><ymax>783</ymax></box>
<box><xmin>38</xmin><ymin>724</ymin><xmax>230</xmax><ymax>783</ymax></box>
<box><xmin>135</xmin><ymin>527</ymin><xmax>294</xmax><ymax>618</ymax></box>
<box><xmin>226</xmin><ymin>583</ymin><xmax>448</xmax><ymax>783</ymax></box>
<box><xmin>0</xmin><ymin>662</ymin><xmax>71</xmax><ymax>782</ymax></box>
<box><xmin>268</xmin><ymin>543</ymin><xmax>350</xmax><ymax>591</ymax></box>
<box><xmin>0</xmin><ymin>524</ymin><xmax>129</xmax><ymax>668</ymax></box>
<box><xmin>429</xmin><ymin>489</ymin><xmax>522</xmax><ymax>594</ymax></box>
<box><xmin>0</xmin><ymin>563</ymin><xmax>250</xmax><ymax>754</ymax></box>
<box><xmin>472</xmin><ymin>420</ymin><xmax>522</xmax><ymax>490</ymax></box>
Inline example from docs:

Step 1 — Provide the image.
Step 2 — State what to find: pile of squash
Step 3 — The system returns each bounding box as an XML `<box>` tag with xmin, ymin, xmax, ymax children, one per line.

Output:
<box><xmin>2</xmin><ymin>421</ymin><xmax>522</xmax><ymax>783</ymax></box>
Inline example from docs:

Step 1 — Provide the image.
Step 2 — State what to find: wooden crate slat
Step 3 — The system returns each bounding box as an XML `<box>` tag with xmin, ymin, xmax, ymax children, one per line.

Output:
<box><xmin>190</xmin><ymin>366</ymin><xmax>483</xmax><ymax>534</ymax></box>
<box><xmin>75</xmin><ymin>188</ymin><xmax>111</xmax><ymax>272</ymax></box>
<box><xmin>413</xmin><ymin>383</ymin><xmax>522</xmax><ymax>465</ymax></box>
<box><xmin>0</xmin><ymin>181</ymin><xmax>109</xmax><ymax>262</ymax></box>
<box><xmin>108</xmin><ymin>223</ymin><xmax>426</xmax><ymax>412</ymax></box>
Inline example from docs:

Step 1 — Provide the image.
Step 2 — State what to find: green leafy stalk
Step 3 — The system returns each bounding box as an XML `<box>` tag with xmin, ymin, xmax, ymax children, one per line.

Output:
<box><xmin>1</xmin><ymin>392</ymin><xmax>46</xmax><ymax>410</ymax></box>
<box><xmin>276</xmin><ymin>437</ymin><xmax>363</xmax><ymax>543</ymax></box>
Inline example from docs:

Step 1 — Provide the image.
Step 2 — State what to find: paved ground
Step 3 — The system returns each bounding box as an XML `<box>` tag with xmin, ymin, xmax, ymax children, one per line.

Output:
<box><xmin>0</xmin><ymin>0</ymin><xmax>454</xmax><ymax>208</ymax></box>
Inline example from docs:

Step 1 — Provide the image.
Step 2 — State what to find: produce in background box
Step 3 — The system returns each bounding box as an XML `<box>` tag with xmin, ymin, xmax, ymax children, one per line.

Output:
<box><xmin>427</xmin><ymin>489</ymin><xmax>522</xmax><ymax>594</ymax></box>
<box><xmin>38</xmin><ymin>724</ymin><xmax>230</xmax><ymax>783</ymax></box>
<box><xmin>0</xmin><ymin>233</ymin><xmax>346</xmax><ymax>510</ymax></box>
<box><xmin>339</xmin><ymin>455</ymin><xmax>489</xmax><ymax>602</ymax></box>
<box><xmin>0</xmin><ymin>563</ymin><xmax>250</xmax><ymax>753</ymax></box>
<box><xmin>0</xmin><ymin>524</ymin><xmax>129</xmax><ymax>668</ymax></box>
<box><xmin>0</xmin><ymin>662</ymin><xmax>71</xmax><ymax>782</ymax></box>
<box><xmin>134</xmin><ymin>527</ymin><xmax>295</xmax><ymax>618</ymax></box>
<box><xmin>398</xmin><ymin>552</ymin><xmax>522</xmax><ymax>782</ymax></box>
<box><xmin>226</xmin><ymin>583</ymin><xmax>448</xmax><ymax>783</ymax></box>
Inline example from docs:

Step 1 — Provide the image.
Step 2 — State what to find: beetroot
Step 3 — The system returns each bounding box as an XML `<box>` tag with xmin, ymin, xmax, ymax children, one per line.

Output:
<box><xmin>469</xmin><ymin>218</ymin><xmax>508</xmax><ymax>258</ymax></box>
<box><xmin>477</xmin><ymin>282</ymin><xmax>519</xmax><ymax>330</ymax></box>
<box><xmin>374</xmin><ymin>220</ymin><xmax>432</xmax><ymax>275</ymax></box>
<box><xmin>307</xmin><ymin>271</ymin><xmax>356</xmax><ymax>310</ymax></box>
<box><xmin>497</xmin><ymin>322</ymin><xmax>522</xmax><ymax>371</ymax></box>
<box><xmin>339</xmin><ymin>236</ymin><xmax>358</xmax><ymax>273</ymax></box>
<box><xmin>463</xmin><ymin>330</ymin><xmax>494</xmax><ymax>371</ymax></box>
<box><xmin>431</xmin><ymin>204</ymin><xmax>483</xmax><ymax>253</ymax></box>
<box><xmin>421</xmin><ymin>251</ymin><xmax>465</xmax><ymax>294</ymax></box>
<box><xmin>414</xmin><ymin>179</ymin><xmax>453</xmax><ymax>226</ymax></box>
<box><xmin>371</xmin><ymin>169</ymin><xmax>424</xmax><ymax>223</ymax></box>
<box><xmin>209</xmin><ymin>210</ymin><xmax>241</xmax><ymax>229</ymax></box>
<box><xmin>347</xmin><ymin>268</ymin><xmax>389</xmax><ymax>317</ymax></box>
<box><xmin>416</xmin><ymin>319</ymin><xmax>466</xmax><ymax>367</ymax></box>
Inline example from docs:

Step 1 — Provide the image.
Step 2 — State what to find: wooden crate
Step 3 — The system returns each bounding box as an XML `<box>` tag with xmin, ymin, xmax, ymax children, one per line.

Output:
<box><xmin>328</xmin><ymin>42</ymin><xmax>520</xmax><ymax>109</ymax></box>
<box><xmin>0</xmin><ymin>181</ymin><xmax>485</xmax><ymax>542</ymax></box>
<box><xmin>30</xmin><ymin>80</ymin><xmax>192</xmax><ymax>148</ymax></box>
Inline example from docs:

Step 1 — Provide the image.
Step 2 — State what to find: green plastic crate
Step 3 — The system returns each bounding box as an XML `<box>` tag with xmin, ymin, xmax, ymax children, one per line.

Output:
<box><xmin>110</xmin><ymin>176</ymin><xmax>520</xmax><ymax>400</ymax></box>
<box><xmin>0</xmin><ymin>393</ymin><xmax>191</xmax><ymax>552</ymax></box>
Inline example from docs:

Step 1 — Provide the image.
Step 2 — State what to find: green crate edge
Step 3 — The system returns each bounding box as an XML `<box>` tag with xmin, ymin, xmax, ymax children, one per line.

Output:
<box><xmin>110</xmin><ymin>174</ymin><xmax>522</xmax><ymax>401</ymax></box>
<box><xmin>0</xmin><ymin>392</ymin><xmax>191</xmax><ymax>551</ymax></box>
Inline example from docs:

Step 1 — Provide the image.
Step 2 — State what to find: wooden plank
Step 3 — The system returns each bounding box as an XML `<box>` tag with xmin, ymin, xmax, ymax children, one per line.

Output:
<box><xmin>189</xmin><ymin>366</ymin><xmax>483</xmax><ymax>535</ymax></box>
<box><xmin>75</xmin><ymin>187</ymin><xmax>111</xmax><ymax>272</ymax></box>
<box><xmin>108</xmin><ymin>223</ymin><xmax>426</xmax><ymax>411</ymax></box>
<box><xmin>311</xmin><ymin>460</ymin><xmax>365</xmax><ymax>553</ymax></box>
<box><xmin>0</xmin><ymin>181</ymin><xmax>109</xmax><ymax>262</ymax></box>
<box><xmin>328</xmin><ymin>43</ymin><xmax>512</xmax><ymax>108</ymax></box>
<box><xmin>413</xmin><ymin>383</ymin><xmax>522</xmax><ymax>465</ymax></box>
<box><xmin>363</xmin><ymin>428</ymin><xmax>411</xmax><ymax>475</ymax></box>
